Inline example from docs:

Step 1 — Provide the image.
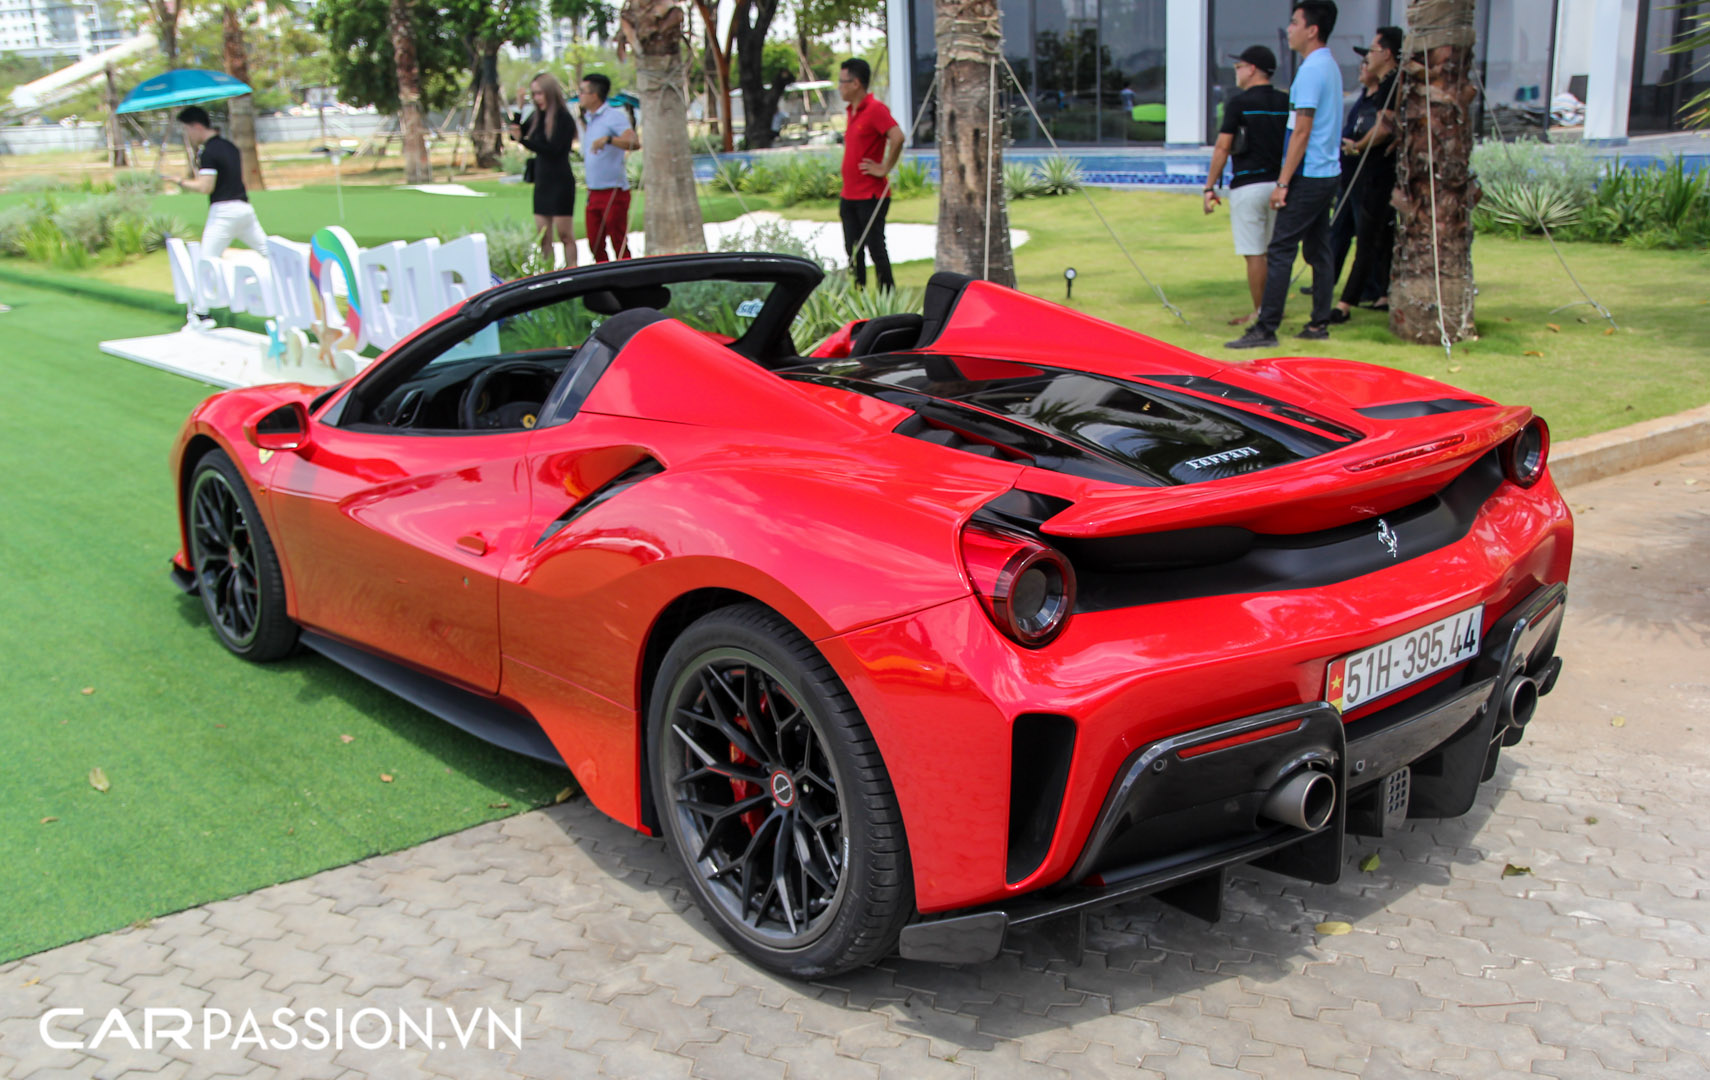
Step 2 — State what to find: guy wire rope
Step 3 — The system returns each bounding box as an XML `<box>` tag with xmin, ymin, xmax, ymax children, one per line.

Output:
<box><xmin>1468</xmin><ymin>66</ymin><xmax>1618</xmax><ymax>330</ymax></box>
<box><xmin>998</xmin><ymin>53</ymin><xmax>1189</xmax><ymax>325</ymax></box>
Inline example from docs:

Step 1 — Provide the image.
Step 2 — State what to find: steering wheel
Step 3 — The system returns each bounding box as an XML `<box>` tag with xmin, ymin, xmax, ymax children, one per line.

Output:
<box><xmin>459</xmin><ymin>360</ymin><xmax>560</xmax><ymax>431</ymax></box>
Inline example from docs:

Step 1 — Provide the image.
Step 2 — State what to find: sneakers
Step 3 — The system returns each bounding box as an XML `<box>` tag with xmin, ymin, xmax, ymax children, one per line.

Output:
<box><xmin>1225</xmin><ymin>328</ymin><xmax>1279</xmax><ymax>349</ymax></box>
<box><xmin>1296</xmin><ymin>323</ymin><xmax>1331</xmax><ymax>340</ymax></box>
<box><xmin>1326</xmin><ymin>308</ymin><xmax>1351</xmax><ymax>324</ymax></box>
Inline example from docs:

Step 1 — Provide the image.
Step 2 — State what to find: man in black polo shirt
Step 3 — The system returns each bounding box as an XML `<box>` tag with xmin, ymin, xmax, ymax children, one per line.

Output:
<box><xmin>160</xmin><ymin>106</ymin><xmax>269</xmax><ymax>258</ymax></box>
<box><xmin>1202</xmin><ymin>46</ymin><xmax>1291</xmax><ymax>326</ymax></box>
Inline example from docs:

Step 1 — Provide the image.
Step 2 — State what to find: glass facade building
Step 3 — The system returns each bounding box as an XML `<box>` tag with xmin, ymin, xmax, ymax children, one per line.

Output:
<box><xmin>901</xmin><ymin>0</ymin><xmax>1570</xmax><ymax>146</ymax></box>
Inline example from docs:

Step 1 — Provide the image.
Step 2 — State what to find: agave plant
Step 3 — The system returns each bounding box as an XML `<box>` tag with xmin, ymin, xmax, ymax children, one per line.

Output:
<box><xmin>142</xmin><ymin>213</ymin><xmax>192</xmax><ymax>253</ymax></box>
<box><xmin>1478</xmin><ymin>178</ymin><xmax>1582</xmax><ymax>233</ymax></box>
<box><xmin>1033</xmin><ymin>155</ymin><xmax>1084</xmax><ymax>196</ymax></box>
<box><xmin>1004</xmin><ymin>162</ymin><xmax>1045</xmax><ymax>200</ymax></box>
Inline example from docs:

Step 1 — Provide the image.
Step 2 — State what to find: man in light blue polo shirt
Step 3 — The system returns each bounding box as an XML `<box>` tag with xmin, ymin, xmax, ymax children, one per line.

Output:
<box><xmin>1228</xmin><ymin>1</ymin><xmax>1344</xmax><ymax>349</ymax></box>
<box><xmin>579</xmin><ymin>74</ymin><xmax>639</xmax><ymax>262</ymax></box>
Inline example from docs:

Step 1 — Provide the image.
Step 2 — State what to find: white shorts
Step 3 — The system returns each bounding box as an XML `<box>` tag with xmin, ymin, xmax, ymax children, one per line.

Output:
<box><xmin>1227</xmin><ymin>182</ymin><xmax>1280</xmax><ymax>257</ymax></box>
<box><xmin>201</xmin><ymin>200</ymin><xmax>268</xmax><ymax>259</ymax></box>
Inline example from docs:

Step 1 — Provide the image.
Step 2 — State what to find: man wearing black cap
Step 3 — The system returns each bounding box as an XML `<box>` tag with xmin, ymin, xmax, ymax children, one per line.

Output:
<box><xmin>1203</xmin><ymin>46</ymin><xmax>1291</xmax><ymax>326</ymax></box>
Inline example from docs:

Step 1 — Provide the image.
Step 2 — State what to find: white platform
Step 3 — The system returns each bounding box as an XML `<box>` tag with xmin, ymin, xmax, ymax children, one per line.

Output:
<box><xmin>98</xmin><ymin>325</ymin><xmax>347</xmax><ymax>390</ymax></box>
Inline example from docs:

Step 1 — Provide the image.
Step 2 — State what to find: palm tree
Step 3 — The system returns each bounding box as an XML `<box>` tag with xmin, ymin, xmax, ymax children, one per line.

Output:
<box><xmin>1663</xmin><ymin>1</ymin><xmax>1710</xmax><ymax>129</ymax></box>
<box><xmin>221</xmin><ymin>5</ymin><xmax>265</xmax><ymax>191</ymax></box>
<box><xmin>1390</xmin><ymin>0</ymin><xmax>1477</xmax><ymax>344</ymax></box>
<box><xmin>388</xmin><ymin>0</ymin><xmax>433</xmax><ymax>183</ymax></box>
<box><xmin>621</xmin><ymin>0</ymin><xmax>707</xmax><ymax>253</ymax></box>
<box><xmin>934</xmin><ymin>0</ymin><xmax>1015</xmax><ymax>286</ymax></box>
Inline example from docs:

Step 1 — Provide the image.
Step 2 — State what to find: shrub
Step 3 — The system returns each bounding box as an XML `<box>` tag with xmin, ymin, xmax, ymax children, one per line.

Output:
<box><xmin>5</xmin><ymin>174</ymin><xmax>71</xmax><ymax>195</ymax></box>
<box><xmin>143</xmin><ymin>213</ymin><xmax>193</xmax><ymax>253</ymax></box>
<box><xmin>792</xmin><ymin>272</ymin><xmax>924</xmax><ymax>351</ymax></box>
<box><xmin>716</xmin><ymin>219</ymin><xmax>824</xmax><ymax>267</ymax></box>
<box><xmin>1004</xmin><ymin>162</ymin><xmax>1046</xmax><ymax>200</ymax></box>
<box><xmin>626</xmin><ymin>154</ymin><xmax>644</xmax><ymax>190</ymax></box>
<box><xmin>709</xmin><ymin>158</ymin><xmax>752</xmax><ymax>194</ymax></box>
<box><xmin>54</xmin><ymin>194</ymin><xmax>120</xmax><ymax>252</ymax></box>
<box><xmin>1034</xmin><ymin>155</ymin><xmax>1084</xmax><ymax>196</ymax></box>
<box><xmin>1476</xmin><ymin>179</ymin><xmax>1582</xmax><ymax>233</ymax></box>
<box><xmin>0</xmin><ymin>200</ymin><xmax>52</xmax><ymax>256</ymax></box>
<box><xmin>773</xmin><ymin>153</ymin><xmax>842</xmax><ymax>206</ymax></box>
<box><xmin>450</xmin><ymin>217</ymin><xmax>546</xmax><ymax>280</ymax></box>
<box><xmin>113</xmin><ymin>170</ymin><xmax>163</xmax><ymax>195</ymax></box>
<box><xmin>891</xmin><ymin>158</ymin><xmax>935</xmax><ymax>198</ymax></box>
<box><xmin>740</xmin><ymin>159</ymin><xmax>780</xmax><ymax>194</ymax></box>
<box><xmin>500</xmin><ymin>145</ymin><xmax>528</xmax><ymax>177</ymax></box>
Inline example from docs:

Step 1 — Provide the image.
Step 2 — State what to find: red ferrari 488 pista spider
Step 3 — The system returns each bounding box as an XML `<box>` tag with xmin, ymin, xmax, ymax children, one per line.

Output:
<box><xmin>170</xmin><ymin>254</ymin><xmax>1571</xmax><ymax>976</ymax></box>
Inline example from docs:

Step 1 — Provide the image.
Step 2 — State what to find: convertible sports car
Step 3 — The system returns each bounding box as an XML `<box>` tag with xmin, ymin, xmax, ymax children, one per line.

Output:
<box><xmin>170</xmin><ymin>253</ymin><xmax>1571</xmax><ymax>977</ymax></box>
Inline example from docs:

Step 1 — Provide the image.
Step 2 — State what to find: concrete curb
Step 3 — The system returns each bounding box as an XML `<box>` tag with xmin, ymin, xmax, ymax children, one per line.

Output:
<box><xmin>1551</xmin><ymin>402</ymin><xmax>1710</xmax><ymax>488</ymax></box>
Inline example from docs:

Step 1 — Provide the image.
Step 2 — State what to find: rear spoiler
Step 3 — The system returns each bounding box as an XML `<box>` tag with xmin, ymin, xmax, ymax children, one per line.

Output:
<box><xmin>1036</xmin><ymin>405</ymin><xmax>1534</xmax><ymax>538</ymax></box>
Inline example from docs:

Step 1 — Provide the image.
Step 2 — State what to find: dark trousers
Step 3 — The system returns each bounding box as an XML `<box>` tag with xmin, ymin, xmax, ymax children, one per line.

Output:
<box><xmin>839</xmin><ymin>196</ymin><xmax>894</xmax><ymax>290</ymax></box>
<box><xmin>1330</xmin><ymin>171</ymin><xmax>1362</xmax><ymax>287</ymax></box>
<box><xmin>1254</xmin><ymin>175</ymin><xmax>1339</xmax><ymax>335</ymax></box>
<box><xmin>1341</xmin><ymin>181</ymin><xmax>1395</xmax><ymax>306</ymax></box>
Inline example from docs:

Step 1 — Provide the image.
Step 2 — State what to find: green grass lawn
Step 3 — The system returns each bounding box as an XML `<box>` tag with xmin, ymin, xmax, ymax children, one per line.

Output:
<box><xmin>1</xmin><ymin>181</ymin><xmax>765</xmax><ymax>249</ymax></box>
<box><xmin>787</xmin><ymin>189</ymin><xmax>1710</xmax><ymax>441</ymax></box>
<box><xmin>0</xmin><ymin>280</ymin><xmax>566</xmax><ymax>963</ymax></box>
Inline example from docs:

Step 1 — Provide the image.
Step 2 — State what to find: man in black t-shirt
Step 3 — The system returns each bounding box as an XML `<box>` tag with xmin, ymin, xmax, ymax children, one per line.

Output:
<box><xmin>160</xmin><ymin>105</ymin><xmax>269</xmax><ymax>259</ymax></box>
<box><xmin>1203</xmin><ymin>46</ymin><xmax>1292</xmax><ymax>326</ymax></box>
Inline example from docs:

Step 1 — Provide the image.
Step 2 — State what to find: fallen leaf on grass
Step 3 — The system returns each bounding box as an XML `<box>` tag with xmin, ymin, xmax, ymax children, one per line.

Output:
<box><xmin>1523</xmin><ymin>350</ymin><xmax>1544</xmax><ymax>357</ymax></box>
<box><xmin>40</xmin><ymin>816</ymin><xmax>58</xmax><ymax>825</ymax></box>
<box><xmin>79</xmin><ymin>687</ymin><xmax>94</xmax><ymax>696</ymax></box>
<box><xmin>379</xmin><ymin>773</ymin><xmax>394</xmax><ymax>783</ymax></box>
<box><xmin>1501</xmin><ymin>863</ymin><xmax>1532</xmax><ymax>878</ymax></box>
<box><xmin>88</xmin><ymin>768</ymin><xmax>109</xmax><ymax>793</ymax></box>
<box><xmin>1449</xmin><ymin>365</ymin><xmax>1463</xmax><ymax>373</ymax></box>
<box><xmin>1603</xmin><ymin>327</ymin><xmax>1615</xmax><ymax>336</ymax></box>
<box><xmin>488</xmin><ymin>802</ymin><xmax>511</xmax><ymax>810</ymax></box>
<box><xmin>213</xmin><ymin>723</ymin><xmax>226</xmax><ymax>729</ymax></box>
<box><xmin>554</xmin><ymin>784</ymin><xmax>580</xmax><ymax>804</ymax></box>
<box><xmin>1585</xmin><ymin>816</ymin><xmax>1599</xmax><ymax>825</ymax></box>
<box><xmin>1359</xmin><ymin>853</ymin><xmax>1381</xmax><ymax>872</ymax></box>
<box><xmin>1611</xmin><ymin>716</ymin><xmax>1626</xmax><ymax>728</ymax></box>
<box><xmin>129</xmin><ymin>918</ymin><xmax>152</xmax><ymax>931</ymax></box>
<box><xmin>339</xmin><ymin>734</ymin><xmax>355</xmax><ymax>744</ymax></box>
<box><xmin>1315</xmin><ymin>921</ymin><xmax>1353</xmax><ymax>936</ymax></box>
<box><xmin>1546</xmin><ymin>323</ymin><xmax>1560</xmax><ymax>332</ymax></box>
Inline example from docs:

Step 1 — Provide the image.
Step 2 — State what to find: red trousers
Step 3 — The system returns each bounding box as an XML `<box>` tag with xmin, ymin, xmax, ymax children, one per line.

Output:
<box><xmin>585</xmin><ymin>188</ymin><xmax>632</xmax><ymax>262</ymax></box>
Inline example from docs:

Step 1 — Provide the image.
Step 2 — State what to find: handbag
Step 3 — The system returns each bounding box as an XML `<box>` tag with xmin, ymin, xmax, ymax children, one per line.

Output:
<box><xmin>523</xmin><ymin>157</ymin><xmax>536</xmax><ymax>184</ymax></box>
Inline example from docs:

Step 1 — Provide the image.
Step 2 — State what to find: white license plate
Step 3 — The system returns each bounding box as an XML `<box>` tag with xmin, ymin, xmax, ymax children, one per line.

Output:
<box><xmin>1328</xmin><ymin>605</ymin><xmax>1484</xmax><ymax>712</ymax></box>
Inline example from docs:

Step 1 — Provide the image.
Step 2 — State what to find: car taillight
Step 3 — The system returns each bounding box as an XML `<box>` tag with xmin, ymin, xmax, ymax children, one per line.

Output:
<box><xmin>960</xmin><ymin>525</ymin><xmax>1076</xmax><ymax>647</ymax></box>
<box><xmin>1502</xmin><ymin>418</ymin><xmax>1549</xmax><ymax>488</ymax></box>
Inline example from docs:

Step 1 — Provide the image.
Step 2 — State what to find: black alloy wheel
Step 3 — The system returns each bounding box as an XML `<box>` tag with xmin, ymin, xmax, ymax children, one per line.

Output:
<box><xmin>187</xmin><ymin>450</ymin><xmax>298</xmax><ymax>661</ymax></box>
<box><xmin>649</xmin><ymin>604</ymin><xmax>913</xmax><ymax>977</ymax></box>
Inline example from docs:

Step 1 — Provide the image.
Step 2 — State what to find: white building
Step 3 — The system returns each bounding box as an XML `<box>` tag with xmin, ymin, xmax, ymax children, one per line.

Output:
<box><xmin>0</xmin><ymin>0</ymin><xmax>125</xmax><ymax>61</ymax></box>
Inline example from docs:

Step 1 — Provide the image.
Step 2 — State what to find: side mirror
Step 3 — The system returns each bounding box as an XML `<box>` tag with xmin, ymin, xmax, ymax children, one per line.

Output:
<box><xmin>244</xmin><ymin>401</ymin><xmax>312</xmax><ymax>452</ymax></box>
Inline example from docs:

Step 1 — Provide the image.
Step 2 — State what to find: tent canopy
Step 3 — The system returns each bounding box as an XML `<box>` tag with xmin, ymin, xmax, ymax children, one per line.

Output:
<box><xmin>116</xmin><ymin>69</ymin><xmax>252</xmax><ymax>115</ymax></box>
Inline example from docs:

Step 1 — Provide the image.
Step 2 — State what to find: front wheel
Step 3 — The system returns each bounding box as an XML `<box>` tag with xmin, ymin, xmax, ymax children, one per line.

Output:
<box><xmin>648</xmin><ymin>604</ymin><xmax>913</xmax><ymax>977</ymax></box>
<box><xmin>186</xmin><ymin>449</ymin><xmax>297</xmax><ymax>661</ymax></box>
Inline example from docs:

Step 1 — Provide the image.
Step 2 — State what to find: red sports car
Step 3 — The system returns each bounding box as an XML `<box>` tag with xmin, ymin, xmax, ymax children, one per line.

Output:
<box><xmin>170</xmin><ymin>254</ymin><xmax>1571</xmax><ymax>977</ymax></box>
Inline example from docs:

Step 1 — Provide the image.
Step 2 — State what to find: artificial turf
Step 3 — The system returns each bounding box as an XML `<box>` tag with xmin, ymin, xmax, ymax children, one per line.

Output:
<box><xmin>0</xmin><ymin>181</ymin><xmax>764</xmax><ymax>249</ymax></box>
<box><xmin>0</xmin><ymin>280</ymin><xmax>566</xmax><ymax>963</ymax></box>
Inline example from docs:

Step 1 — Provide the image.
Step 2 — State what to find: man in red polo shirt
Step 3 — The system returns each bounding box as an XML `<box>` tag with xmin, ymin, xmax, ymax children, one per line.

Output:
<box><xmin>838</xmin><ymin>58</ymin><xmax>904</xmax><ymax>291</ymax></box>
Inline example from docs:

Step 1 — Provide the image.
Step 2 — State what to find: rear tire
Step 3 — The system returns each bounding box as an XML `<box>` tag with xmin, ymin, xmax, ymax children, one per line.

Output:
<box><xmin>186</xmin><ymin>449</ymin><xmax>297</xmax><ymax>661</ymax></box>
<box><xmin>647</xmin><ymin>603</ymin><xmax>913</xmax><ymax>977</ymax></box>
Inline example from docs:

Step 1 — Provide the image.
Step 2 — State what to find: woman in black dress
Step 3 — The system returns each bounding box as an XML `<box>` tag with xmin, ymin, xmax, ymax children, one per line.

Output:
<box><xmin>510</xmin><ymin>73</ymin><xmax>577</xmax><ymax>268</ymax></box>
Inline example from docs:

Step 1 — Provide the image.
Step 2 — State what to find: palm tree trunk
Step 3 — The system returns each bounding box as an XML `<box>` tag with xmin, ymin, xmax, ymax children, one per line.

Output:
<box><xmin>623</xmin><ymin>0</ymin><xmax>707</xmax><ymax>253</ymax></box>
<box><xmin>388</xmin><ymin>0</ymin><xmax>432</xmax><ymax>184</ymax></box>
<box><xmin>221</xmin><ymin>5</ymin><xmax>265</xmax><ymax>192</ymax></box>
<box><xmin>934</xmin><ymin>0</ymin><xmax>1014</xmax><ymax>286</ymax></box>
<box><xmin>472</xmin><ymin>41</ymin><xmax>506</xmax><ymax>169</ymax></box>
<box><xmin>1390</xmin><ymin>1</ymin><xmax>1478</xmax><ymax>344</ymax></box>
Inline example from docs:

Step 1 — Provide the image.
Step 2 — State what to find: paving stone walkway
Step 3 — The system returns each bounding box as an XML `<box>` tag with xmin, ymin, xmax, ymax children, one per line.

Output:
<box><xmin>3</xmin><ymin>452</ymin><xmax>1705</xmax><ymax>1080</ymax></box>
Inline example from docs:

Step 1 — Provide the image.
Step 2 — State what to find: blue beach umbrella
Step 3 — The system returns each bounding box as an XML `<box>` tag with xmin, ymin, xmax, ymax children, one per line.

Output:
<box><xmin>117</xmin><ymin>69</ymin><xmax>253</xmax><ymax>115</ymax></box>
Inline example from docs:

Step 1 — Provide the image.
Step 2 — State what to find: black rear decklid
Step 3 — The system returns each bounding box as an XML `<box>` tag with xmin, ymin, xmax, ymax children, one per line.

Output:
<box><xmin>783</xmin><ymin>354</ymin><xmax>1362</xmax><ymax>487</ymax></box>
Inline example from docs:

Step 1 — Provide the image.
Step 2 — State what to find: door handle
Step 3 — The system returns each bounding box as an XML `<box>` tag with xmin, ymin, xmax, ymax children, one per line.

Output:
<box><xmin>456</xmin><ymin>534</ymin><xmax>489</xmax><ymax>556</ymax></box>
